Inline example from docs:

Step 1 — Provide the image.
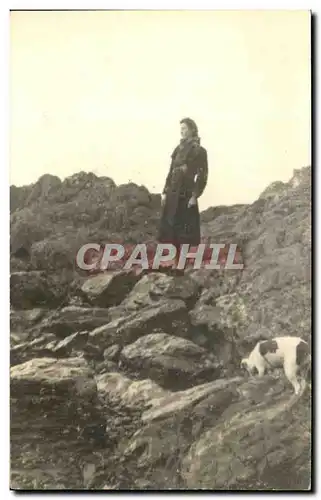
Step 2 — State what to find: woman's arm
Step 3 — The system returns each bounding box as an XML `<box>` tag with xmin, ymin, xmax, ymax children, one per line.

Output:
<box><xmin>192</xmin><ymin>148</ymin><xmax>208</xmax><ymax>198</ymax></box>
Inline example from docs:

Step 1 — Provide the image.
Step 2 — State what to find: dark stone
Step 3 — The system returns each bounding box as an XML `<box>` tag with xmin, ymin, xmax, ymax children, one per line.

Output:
<box><xmin>13</xmin><ymin>247</ymin><xmax>30</xmax><ymax>260</ymax></box>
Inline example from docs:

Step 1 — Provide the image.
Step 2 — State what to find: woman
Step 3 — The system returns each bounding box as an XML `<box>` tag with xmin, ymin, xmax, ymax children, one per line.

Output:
<box><xmin>158</xmin><ymin>118</ymin><xmax>208</xmax><ymax>272</ymax></box>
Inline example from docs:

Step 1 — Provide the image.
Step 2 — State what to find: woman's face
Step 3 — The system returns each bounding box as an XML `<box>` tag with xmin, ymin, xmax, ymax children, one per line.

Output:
<box><xmin>180</xmin><ymin>122</ymin><xmax>192</xmax><ymax>139</ymax></box>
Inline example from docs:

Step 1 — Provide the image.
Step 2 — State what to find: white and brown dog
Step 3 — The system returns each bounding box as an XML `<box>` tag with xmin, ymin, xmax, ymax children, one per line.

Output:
<box><xmin>241</xmin><ymin>336</ymin><xmax>311</xmax><ymax>395</ymax></box>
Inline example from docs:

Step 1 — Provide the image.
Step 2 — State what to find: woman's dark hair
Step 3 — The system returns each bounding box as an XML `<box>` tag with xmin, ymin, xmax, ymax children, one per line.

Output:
<box><xmin>180</xmin><ymin>117</ymin><xmax>199</xmax><ymax>137</ymax></box>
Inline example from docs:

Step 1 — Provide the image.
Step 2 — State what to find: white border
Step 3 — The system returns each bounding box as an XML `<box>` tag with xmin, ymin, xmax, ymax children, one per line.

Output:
<box><xmin>2</xmin><ymin>1</ymin><xmax>318</xmax><ymax>498</ymax></box>
<box><xmin>2</xmin><ymin>1</ymin><xmax>10</xmax><ymax>499</ymax></box>
<box><xmin>5</xmin><ymin>1</ymin><xmax>318</xmax><ymax>9</ymax></box>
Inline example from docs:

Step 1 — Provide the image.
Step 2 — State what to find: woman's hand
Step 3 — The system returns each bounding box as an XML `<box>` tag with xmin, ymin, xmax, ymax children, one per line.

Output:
<box><xmin>188</xmin><ymin>195</ymin><xmax>197</xmax><ymax>207</ymax></box>
<box><xmin>161</xmin><ymin>193</ymin><xmax>167</xmax><ymax>206</ymax></box>
<box><xmin>180</xmin><ymin>164</ymin><xmax>188</xmax><ymax>173</ymax></box>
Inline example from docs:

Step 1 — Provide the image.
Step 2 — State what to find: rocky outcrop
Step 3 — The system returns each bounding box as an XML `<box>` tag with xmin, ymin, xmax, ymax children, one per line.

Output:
<box><xmin>89</xmin><ymin>298</ymin><xmax>189</xmax><ymax>349</ymax></box>
<box><xmin>10</xmin><ymin>271</ymin><xmax>68</xmax><ymax>310</ymax></box>
<box><xmin>123</xmin><ymin>272</ymin><xmax>200</xmax><ymax>307</ymax></box>
<box><xmin>110</xmin><ymin>377</ymin><xmax>311</xmax><ymax>490</ymax></box>
<box><xmin>11</xmin><ymin>331</ymin><xmax>91</xmax><ymax>367</ymax></box>
<box><xmin>201</xmin><ymin>166</ymin><xmax>311</xmax><ymax>348</ymax></box>
<box><xmin>182</xmin><ymin>379</ymin><xmax>311</xmax><ymax>490</ymax></box>
<box><xmin>10</xmin><ymin>166</ymin><xmax>311</xmax><ymax>490</ymax></box>
<box><xmin>11</xmin><ymin>333</ymin><xmax>58</xmax><ymax>366</ymax></box>
<box><xmin>119</xmin><ymin>333</ymin><xmax>222</xmax><ymax>390</ymax></box>
<box><xmin>36</xmin><ymin>306</ymin><xmax>112</xmax><ymax>338</ymax></box>
<box><xmin>80</xmin><ymin>270</ymin><xmax>140</xmax><ymax>308</ymax></box>
<box><xmin>10</xmin><ymin>172</ymin><xmax>160</xmax><ymax>272</ymax></box>
<box><xmin>10</xmin><ymin>357</ymin><xmax>106</xmax><ymax>489</ymax></box>
<box><xmin>96</xmin><ymin>372</ymin><xmax>168</xmax><ymax>410</ymax></box>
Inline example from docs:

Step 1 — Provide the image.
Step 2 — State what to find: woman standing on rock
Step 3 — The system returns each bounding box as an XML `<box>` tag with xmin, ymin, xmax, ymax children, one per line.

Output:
<box><xmin>158</xmin><ymin>118</ymin><xmax>208</xmax><ymax>273</ymax></box>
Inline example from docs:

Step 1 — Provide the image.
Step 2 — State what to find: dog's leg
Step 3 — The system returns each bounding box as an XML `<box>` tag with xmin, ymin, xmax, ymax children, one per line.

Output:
<box><xmin>284</xmin><ymin>358</ymin><xmax>300</xmax><ymax>395</ymax></box>
<box><xmin>298</xmin><ymin>354</ymin><xmax>311</xmax><ymax>393</ymax></box>
<box><xmin>300</xmin><ymin>378</ymin><xmax>307</xmax><ymax>395</ymax></box>
<box><xmin>256</xmin><ymin>358</ymin><xmax>266</xmax><ymax>377</ymax></box>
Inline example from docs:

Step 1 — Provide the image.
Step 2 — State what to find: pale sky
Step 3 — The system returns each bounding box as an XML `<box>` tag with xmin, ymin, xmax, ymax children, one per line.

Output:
<box><xmin>10</xmin><ymin>10</ymin><xmax>311</xmax><ymax>210</ymax></box>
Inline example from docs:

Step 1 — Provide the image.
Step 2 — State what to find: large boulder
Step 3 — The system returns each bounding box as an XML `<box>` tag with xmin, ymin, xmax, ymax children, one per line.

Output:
<box><xmin>120</xmin><ymin>272</ymin><xmax>200</xmax><ymax>310</ymax></box>
<box><xmin>89</xmin><ymin>299</ymin><xmax>189</xmax><ymax>349</ymax></box>
<box><xmin>112</xmin><ymin>378</ymin><xmax>243</xmax><ymax>489</ymax></box>
<box><xmin>111</xmin><ymin>376</ymin><xmax>311</xmax><ymax>490</ymax></box>
<box><xmin>10</xmin><ymin>271</ymin><xmax>68</xmax><ymax>310</ymax></box>
<box><xmin>182</xmin><ymin>379</ymin><xmax>311</xmax><ymax>490</ymax></box>
<box><xmin>96</xmin><ymin>372</ymin><xmax>168</xmax><ymax>410</ymax></box>
<box><xmin>36</xmin><ymin>306</ymin><xmax>111</xmax><ymax>338</ymax></box>
<box><xmin>11</xmin><ymin>331</ymin><xmax>90</xmax><ymax>366</ymax></box>
<box><xmin>10</xmin><ymin>357</ymin><xmax>106</xmax><ymax>489</ymax></box>
<box><xmin>142</xmin><ymin>377</ymin><xmax>242</xmax><ymax>423</ymax></box>
<box><xmin>80</xmin><ymin>270</ymin><xmax>140</xmax><ymax>308</ymax></box>
<box><xmin>119</xmin><ymin>333</ymin><xmax>222</xmax><ymax>390</ymax></box>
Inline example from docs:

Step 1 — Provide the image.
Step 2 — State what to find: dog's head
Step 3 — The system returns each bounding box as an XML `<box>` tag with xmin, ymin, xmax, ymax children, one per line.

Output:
<box><xmin>240</xmin><ymin>358</ymin><xmax>248</xmax><ymax>369</ymax></box>
<box><xmin>240</xmin><ymin>358</ymin><xmax>257</xmax><ymax>376</ymax></box>
<box><xmin>240</xmin><ymin>358</ymin><xmax>250</xmax><ymax>376</ymax></box>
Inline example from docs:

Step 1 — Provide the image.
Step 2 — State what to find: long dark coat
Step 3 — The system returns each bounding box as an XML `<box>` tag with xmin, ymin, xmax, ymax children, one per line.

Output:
<box><xmin>158</xmin><ymin>140</ymin><xmax>208</xmax><ymax>246</ymax></box>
